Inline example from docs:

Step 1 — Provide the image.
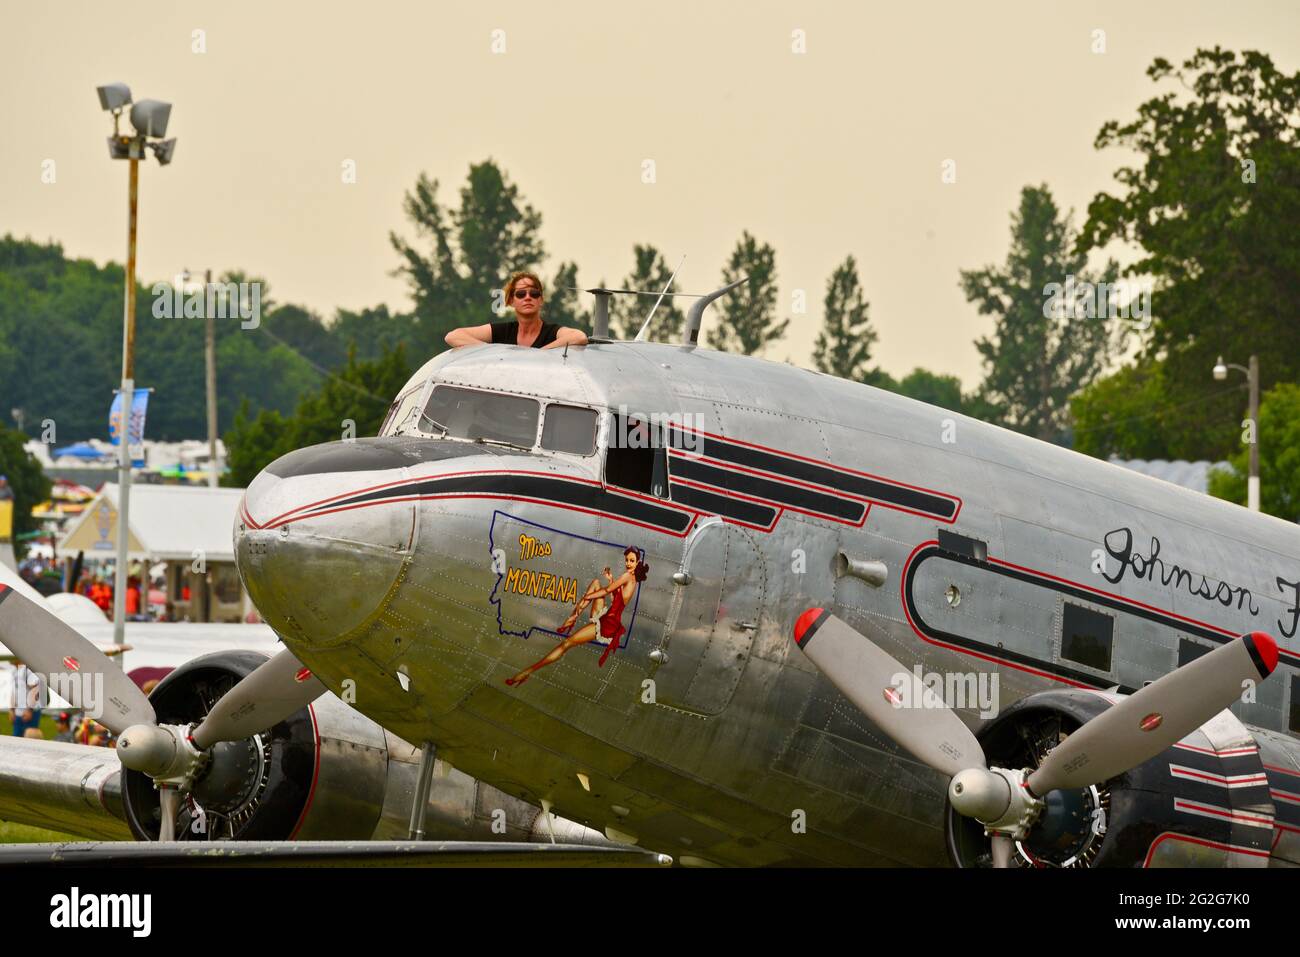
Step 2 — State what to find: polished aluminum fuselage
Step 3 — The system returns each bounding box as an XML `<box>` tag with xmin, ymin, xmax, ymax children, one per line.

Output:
<box><xmin>235</xmin><ymin>341</ymin><xmax>1300</xmax><ymax>866</ymax></box>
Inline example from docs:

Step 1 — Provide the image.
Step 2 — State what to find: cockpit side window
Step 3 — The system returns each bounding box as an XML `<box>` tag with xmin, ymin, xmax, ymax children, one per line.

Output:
<box><xmin>383</xmin><ymin>387</ymin><xmax>424</xmax><ymax>436</ymax></box>
<box><xmin>605</xmin><ymin>414</ymin><xmax>668</xmax><ymax>498</ymax></box>
<box><xmin>541</xmin><ymin>405</ymin><xmax>599</xmax><ymax>456</ymax></box>
<box><xmin>424</xmin><ymin>385</ymin><xmax>540</xmax><ymax>448</ymax></box>
<box><xmin>379</xmin><ymin>398</ymin><xmax>403</xmax><ymax>436</ymax></box>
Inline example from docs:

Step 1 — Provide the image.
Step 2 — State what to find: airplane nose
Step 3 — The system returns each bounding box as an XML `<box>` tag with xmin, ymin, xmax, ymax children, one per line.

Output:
<box><xmin>234</xmin><ymin>444</ymin><xmax>416</xmax><ymax>649</ymax></box>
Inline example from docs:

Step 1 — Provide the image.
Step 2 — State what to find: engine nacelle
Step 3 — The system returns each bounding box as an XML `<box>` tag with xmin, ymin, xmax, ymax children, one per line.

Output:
<box><xmin>945</xmin><ymin>689</ymin><xmax>1300</xmax><ymax>868</ymax></box>
<box><xmin>121</xmin><ymin>651</ymin><xmax>608</xmax><ymax>845</ymax></box>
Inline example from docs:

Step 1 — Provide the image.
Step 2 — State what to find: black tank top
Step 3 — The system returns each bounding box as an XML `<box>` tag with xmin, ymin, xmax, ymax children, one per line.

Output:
<box><xmin>490</xmin><ymin>321</ymin><xmax>560</xmax><ymax>348</ymax></box>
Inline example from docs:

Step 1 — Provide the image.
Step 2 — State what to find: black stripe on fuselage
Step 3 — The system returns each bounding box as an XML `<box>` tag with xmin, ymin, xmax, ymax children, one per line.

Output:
<box><xmin>669</xmin><ymin>428</ymin><xmax>957</xmax><ymax>520</ymax></box>
<box><xmin>668</xmin><ymin>455</ymin><xmax>865</xmax><ymax>522</ymax></box>
<box><xmin>668</xmin><ymin>482</ymin><xmax>777</xmax><ymax>527</ymax></box>
<box><xmin>323</xmin><ymin>473</ymin><xmax>694</xmax><ymax>534</ymax></box>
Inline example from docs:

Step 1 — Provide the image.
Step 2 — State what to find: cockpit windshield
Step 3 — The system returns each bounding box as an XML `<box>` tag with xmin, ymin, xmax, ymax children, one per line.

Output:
<box><xmin>423</xmin><ymin>385</ymin><xmax>540</xmax><ymax>448</ymax></box>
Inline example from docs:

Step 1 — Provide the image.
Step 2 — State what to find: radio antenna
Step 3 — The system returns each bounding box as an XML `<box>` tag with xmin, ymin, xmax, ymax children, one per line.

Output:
<box><xmin>634</xmin><ymin>255</ymin><xmax>685</xmax><ymax>342</ymax></box>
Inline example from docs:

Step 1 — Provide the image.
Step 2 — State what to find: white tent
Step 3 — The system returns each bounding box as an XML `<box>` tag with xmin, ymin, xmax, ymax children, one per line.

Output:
<box><xmin>58</xmin><ymin>483</ymin><xmax>244</xmax><ymax>562</ymax></box>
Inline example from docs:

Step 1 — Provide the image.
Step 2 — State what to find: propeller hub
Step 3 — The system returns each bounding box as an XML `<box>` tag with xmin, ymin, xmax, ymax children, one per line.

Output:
<box><xmin>117</xmin><ymin>723</ymin><xmax>207</xmax><ymax>788</ymax></box>
<box><xmin>949</xmin><ymin>767</ymin><xmax>1044</xmax><ymax>839</ymax></box>
<box><xmin>949</xmin><ymin>767</ymin><xmax>1012</xmax><ymax>822</ymax></box>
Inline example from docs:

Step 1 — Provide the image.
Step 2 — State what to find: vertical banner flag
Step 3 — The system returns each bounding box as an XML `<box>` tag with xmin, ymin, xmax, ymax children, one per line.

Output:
<box><xmin>109</xmin><ymin>388</ymin><xmax>150</xmax><ymax>468</ymax></box>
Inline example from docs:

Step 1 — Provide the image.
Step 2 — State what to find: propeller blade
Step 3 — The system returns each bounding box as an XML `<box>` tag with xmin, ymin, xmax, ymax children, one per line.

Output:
<box><xmin>0</xmin><ymin>584</ymin><xmax>155</xmax><ymax>735</ymax></box>
<box><xmin>793</xmin><ymin>608</ymin><xmax>987</xmax><ymax>778</ymax></box>
<box><xmin>991</xmin><ymin>833</ymin><xmax>1014</xmax><ymax>869</ymax></box>
<box><xmin>190</xmin><ymin>648</ymin><xmax>325</xmax><ymax>749</ymax></box>
<box><xmin>1027</xmin><ymin>632</ymin><xmax>1278</xmax><ymax>795</ymax></box>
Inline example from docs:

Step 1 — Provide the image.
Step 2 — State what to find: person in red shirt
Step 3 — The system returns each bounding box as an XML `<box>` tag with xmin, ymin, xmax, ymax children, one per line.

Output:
<box><xmin>90</xmin><ymin>580</ymin><xmax>112</xmax><ymax>615</ymax></box>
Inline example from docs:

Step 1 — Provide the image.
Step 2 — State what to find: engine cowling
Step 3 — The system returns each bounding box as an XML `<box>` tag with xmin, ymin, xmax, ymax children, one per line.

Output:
<box><xmin>945</xmin><ymin>689</ymin><xmax>1300</xmax><ymax>868</ymax></box>
<box><xmin>121</xmin><ymin>651</ymin><xmax>610</xmax><ymax>845</ymax></box>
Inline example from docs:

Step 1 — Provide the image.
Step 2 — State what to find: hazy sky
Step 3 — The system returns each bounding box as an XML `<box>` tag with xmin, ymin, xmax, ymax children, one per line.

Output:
<box><xmin>3</xmin><ymin>1</ymin><xmax>1298</xmax><ymax>387</ymax></box>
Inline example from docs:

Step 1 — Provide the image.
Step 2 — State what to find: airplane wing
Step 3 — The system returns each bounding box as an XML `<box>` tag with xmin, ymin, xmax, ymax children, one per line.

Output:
<box><xmin>0</xmin><ymin>737</ymin><xmax>131</xmax><ymax>840</ymax></box>
<box><xmin>0</xmin><ymin>840</ymin><xmax>672</xmax><ymax>867</ymax></box>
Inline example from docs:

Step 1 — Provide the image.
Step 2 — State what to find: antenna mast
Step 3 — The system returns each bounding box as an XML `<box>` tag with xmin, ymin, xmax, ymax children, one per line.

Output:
<box><xmin>634</xmin><ymin>255</ymin><xmax>685</xmax><ymax>342</ymax></box>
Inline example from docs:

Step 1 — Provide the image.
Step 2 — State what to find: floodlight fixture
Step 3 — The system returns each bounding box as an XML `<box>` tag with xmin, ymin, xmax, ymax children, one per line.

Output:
<box><xmin>129</xmin><ymin>99</ymin><xmax>171</xmax><ymax>138</ymax></box>
<box><xmin>96</xmin><ymin>82</ymin><xmax>132</xmax><ymax>113</ymax></box>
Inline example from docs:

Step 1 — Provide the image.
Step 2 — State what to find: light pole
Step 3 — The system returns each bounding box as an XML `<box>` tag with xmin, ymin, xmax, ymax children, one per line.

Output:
<box><xmin>97</xmin><ymin>82</ymin><xmax>177</xmax><ymax>644</ymax></box>
<box><xmin>1213</xmin><ymin>354</ymin><xmax>1260</xmax><ymax>512</ymax></box>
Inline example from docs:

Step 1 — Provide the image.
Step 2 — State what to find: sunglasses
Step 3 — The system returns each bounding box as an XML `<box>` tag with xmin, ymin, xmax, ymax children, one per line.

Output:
<box><xmin>513</xmin><ymin>288</ymin><xmax>542</xmax><ymax>300</ymax></box>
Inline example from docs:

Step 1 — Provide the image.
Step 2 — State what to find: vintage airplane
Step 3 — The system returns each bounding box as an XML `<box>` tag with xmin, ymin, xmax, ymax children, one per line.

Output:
<box><xmin>1</xmin><ymin>283</ymin><xmax>1297</xmax><ymax>867</ymax></box>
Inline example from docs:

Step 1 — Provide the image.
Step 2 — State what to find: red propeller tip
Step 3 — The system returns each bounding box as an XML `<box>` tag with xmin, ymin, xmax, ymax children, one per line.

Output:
<box><xmin>1245</xmin><ymin>631</ymin><xmax>1278</xmax><ymax>677</ymax></box>
<box><xmin>793</xmin><ymin>608</ymin><xmax>826</xmax><ymax>647</ymax></box>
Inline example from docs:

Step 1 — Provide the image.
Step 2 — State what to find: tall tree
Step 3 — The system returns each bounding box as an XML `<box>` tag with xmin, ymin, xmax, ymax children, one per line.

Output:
<box><xmin>1081</xmin><ymin>48</ymin><xmax>1300</xmax><ymax>461</ymax></box>
<box><xmin>960</xmin><ymin>185</ymin><xmax>1122</xmax><ymax>442</ymax></box>
<box><xmin>390</xmin><ymin>160</ymin><xmax>549</xmax><ymax>349</ymax></box>
<box><xmin>812</xmin><ymin>255</ymin><xmax>885</xmax><ymax>384</ymax></box>
<box><xmin>610</xmin><ymin>245</ymin><xmax>685</xmax><ymax>341</ymax></box>
<box><xmin>708</xmin><ymin>231</ymin><xmax>787</xmax><ymax>355</ymax></box>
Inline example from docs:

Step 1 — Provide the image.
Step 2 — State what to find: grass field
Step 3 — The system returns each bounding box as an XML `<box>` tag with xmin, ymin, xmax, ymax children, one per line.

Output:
<box><xmin>0</xmin><ymin>820</ymin><xmax>85</xmax><ymax>843</ymax></box>
<box><xmin>0</xmin><ymin>710</ymin><xmax>94</xmax><ymax>843</ymax></box>
<box><xmin>0</xmin><ymin>712</ymin><xmax>61</xmax><ymax>738</ymax></box>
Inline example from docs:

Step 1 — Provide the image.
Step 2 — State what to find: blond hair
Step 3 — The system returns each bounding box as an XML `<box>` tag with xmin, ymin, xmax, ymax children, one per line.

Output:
<box><xmin>504</xmin><ymin>271</ymin><xmax>544</xmax><ymax>304</ymax></box>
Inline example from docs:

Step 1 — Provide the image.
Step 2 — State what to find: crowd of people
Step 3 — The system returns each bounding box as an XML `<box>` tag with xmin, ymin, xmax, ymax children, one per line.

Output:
<box><xmin>16</xmin><ymin>556</ymin><xmax>167</xmax><ymax>622</ymax></box>
<box><xmin>8</xmin><ymin>662</ymin><xmax>160</xmax><ymax>746</ymax></box>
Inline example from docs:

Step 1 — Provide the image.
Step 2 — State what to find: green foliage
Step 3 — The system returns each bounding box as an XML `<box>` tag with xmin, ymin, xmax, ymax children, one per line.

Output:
<box><xmin>1208</xmin><ymin>383</ymin><xmax>1300</xmax><ymax>522</ymax></box>
<box><xmin>390</xmin><ymin>160</ymin><xmax>585</xmax><ymax>345</ymax></box>
<box><xmin>868</xmin><ymin>367</ymin><xmax>989</xmax><ymax>418</ymax></box>
<box><xmin>812</xmin><ymin>256</ymin><xmax>882</xmax><ymax>383</ymax></box>
<box><xmin>1081</xmin><ymin>48</ymin><xmax>1300</xmax><ymax>461</ymax></box>
<box><xmin>0</xmin><ymin>236</ymin><xmax>415</xmax><ymax>442</ymax></box>
<box><xmin>1069</xmin><ymin>358</ymin><xmax>1247</xmax><ymax>459</ymax></box>
<box><xmin>0</xmin><ymin>426</ymin><xmax>52</xmax><ymax>559</ymax></box>
<box><xmin>610</xmin><ymin>245</ymin><xmax>685</xmax><ymax>341</ymax></box>
<box><xmin>961</xmin><ymin>185</ymin><xmax>1123</xmax><ymax>442</ymax></box>
<box><xmin>708</xmin><ymin>231</ymin><xmax>787</xmax><ymax>355</ymax></box>
<box><xmin>224</xmin><ymin>343</ymin><xmax>412</xmax><ymax>486</ymax></box>
<box><xmin>893</xmin><ymin>368</ymin><xmax>966</xmax><ymax>412</ymax></box>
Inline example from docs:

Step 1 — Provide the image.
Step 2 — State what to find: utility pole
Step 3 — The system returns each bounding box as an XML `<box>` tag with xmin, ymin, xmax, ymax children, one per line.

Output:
<box><xmin>112</xmin><ymin>155</ymin><xmax>139</xmax><ymax>646</ymax></box>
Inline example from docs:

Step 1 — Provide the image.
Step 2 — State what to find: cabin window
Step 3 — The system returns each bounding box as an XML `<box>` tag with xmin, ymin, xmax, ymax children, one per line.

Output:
<box><xmin>1060</xmin><ymin>602</ymin><xmax>1113</xmax><ymax>672</ymax></box>
<box><xmin>1177</xmin><ymin>638</ymin><xmax>1212</xmax><ymax>667</ymax></box>
<box><xmin>379</xmin><ymin>399</ymin><xmax>401</xmax><ymax>436</ymax></box>
<box><xmin>1290</xmin><ymin>675</ymin><xmax>1300</xmax><ymax>734</ymax></box>
<box><xmin>541</xmin><ymin>405</ymin><xmax>598</xmax><ymax>456</ymax></box>
<box><xmin>606</xmin><ymin>415</ymin><xmax>668</xmax><ymax>498</ymax></box>
<box><xmin>423</xmin><ymin>385</ymin><xmax>539</xmax><ymax>448</ymax></box>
